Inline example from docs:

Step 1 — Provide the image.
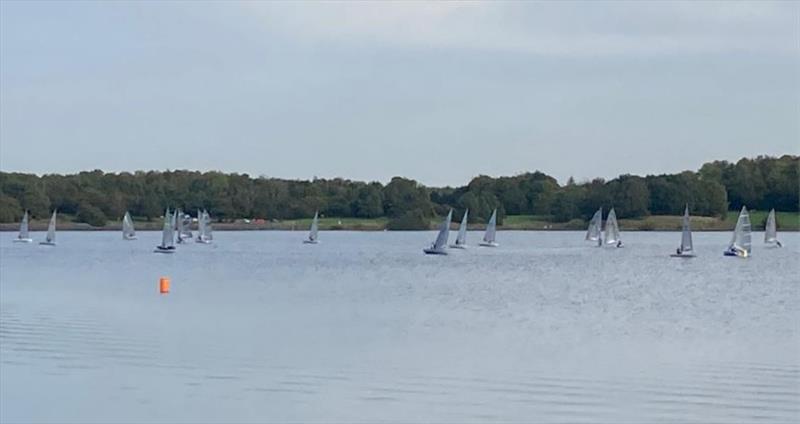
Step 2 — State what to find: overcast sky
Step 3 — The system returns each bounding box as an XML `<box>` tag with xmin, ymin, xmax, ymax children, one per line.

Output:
<box><xmin>1</xmin><ymin>1</ymin><xmax>798</xmax><ymax>186</ymax></box>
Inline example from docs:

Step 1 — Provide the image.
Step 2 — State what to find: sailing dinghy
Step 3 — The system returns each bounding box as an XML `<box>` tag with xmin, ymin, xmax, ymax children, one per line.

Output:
<box><xmin>604</xmin><ymin>208</ymin><xmax>623</xmax><ymax>248</ymax></box>
<box><xmin>424</xmin><ymin>209</ymin><xmax>452</xmax><ymax>255</ymax></box>
<box><xmin>449</xmin><ymin>209</ymin><xmax>469</xmax><ymax>249</ymax></box>
<box><xmin>196</xmin><ymin>210</ymin><xmax>213</xmax><ymax>244</ymax></box>
<box><xmin>479</xmin><ymin>209</ymin><xmax>499</xmax><ymax>247</ymax></box>
<box><xmin>303</xmin><ymin>211</ymin><xmax>320</xmax><ymax>244</ymax></box>
<box><xmin>585</xmin><ymin>207</ymin><xmax>602</xmax><ymax>247</ymax></box>
<box><xmin>122</xmin><ymin>211</ymin><xmax>137</xmax><ymax>240</ymax></box>
<box><xmin>154</xmin><ymin>209</ymin><xmax>176</xmax><ymax>253</ymax></box>
<box><xmin>14</xmin><ymin>210</ymin><xmax>33</xmax><ymax>243</ymax></box>
<box><xmin>724</xmin><ymin>206</ymin><xmax>751</xmax><ymax>258</ymax></box>
<box><xmin>39</xmin><ymin>210</ymin><xmax>57</xmax><ymax>246</ymax></box>
<box><xmin>764</xmin><ymin>209</ymin><xmax>782</xmax><ymax>248</ymax></box>
<box><xmin>670</xmin><ymin>205</ymin><xmax>695</xmax><ymax>258</ymax></box>
<box><xmin>176</xmin><ymin>209</ymin><xmax>192</xmax><ymax>243</ymax></box>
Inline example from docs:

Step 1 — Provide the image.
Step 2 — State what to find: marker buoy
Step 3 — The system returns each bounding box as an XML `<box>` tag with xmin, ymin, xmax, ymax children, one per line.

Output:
<box><xmin>159</xmin><ymin>277</ymin><xmax>170</xmax><ymax>294</ymax></box>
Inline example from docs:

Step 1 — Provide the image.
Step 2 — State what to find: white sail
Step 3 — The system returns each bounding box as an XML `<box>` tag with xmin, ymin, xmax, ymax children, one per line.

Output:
<box><xmin>161</xmin><ymin>209</ymin><xmax>175</xmax><ymax>248</ymax></box>
<box><xmin>680</xmin><ymin>205</ymin><xmax>693</xmax><ymax>253</ymax></box>
<box><xmin>122</xmin><ymin>211</ymin><xmax>136</xmax><ymax>239</ymax></box>
<box><xmin>203</xmin><ymin>211</ymin><xmax>213</xmax><ymax>240</ymax></box>
<box><xmin>180</xmin><ymin>214</ymin><xmax>193</xmax><ymax>239</ymax></box>
<box><xmin>483</xmin><ymin>209</ymin><xmax>497</xmax><ymax>243</ymax></box>
<box><xmin>765</xmin><ymin>209</ymin><xmax>778</xmax><ymax>244</ymax></box>
<box><xmin>728</xmin><ymin>206</ymin><xmax>752</xmax><ymax>254</ymax></box>
<box><xmin>308</xmin><ymin>211</ymin><xmax>319</xmax><ymax>242</ymax></box>
<box><xmin>454</xmin><ymin>209</ymin><xmax>468</xmax><ymax>246</ymax></box>
<box><xmin>45</xmin><ymin>210</ymin><xmax>57</xmax><ymax>243</ymax></box>
<box><xmin>19</xmin><ymin>211</ymin><xmax>30</xmax><ymax>240</ymax></box>
<box><xmin>585</xmin><ymin>208</ymin><xmax>602</xmax><ymax>242</ymax></box>
<box><xmin>196</xmin><ymin>209</ymin><xmax>205</xmax><ymax>240</ymax></box>
<box><xmin>604</xmin><ymin>208</ymin><xmax>620</xmax><ymax>246</ymax></box>
<box><xmin>433</xmin><ymin>210</ymin><xmax>453</xmax><ymax>250</ymax></box>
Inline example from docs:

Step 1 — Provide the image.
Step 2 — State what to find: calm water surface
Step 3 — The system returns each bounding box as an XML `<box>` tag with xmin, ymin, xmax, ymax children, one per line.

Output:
<box><xmin>1</xmin><ymin>231</ymin><xmax>798</xmax><ymax>423</ymax></box>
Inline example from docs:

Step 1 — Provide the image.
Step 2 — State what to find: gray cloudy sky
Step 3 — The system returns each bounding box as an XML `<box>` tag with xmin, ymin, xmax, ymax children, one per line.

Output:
<box><xmin>1</xmin><ymin>1</ymin><xmax>798</xmax><ymax>186</ymax></box>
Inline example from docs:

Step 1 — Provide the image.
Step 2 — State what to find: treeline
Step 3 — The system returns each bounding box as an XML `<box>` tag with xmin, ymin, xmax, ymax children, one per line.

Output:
<box><xmin>0</xmin><ymin>155</ymin><xmax>797</xmax><ymax>229</ymax></box>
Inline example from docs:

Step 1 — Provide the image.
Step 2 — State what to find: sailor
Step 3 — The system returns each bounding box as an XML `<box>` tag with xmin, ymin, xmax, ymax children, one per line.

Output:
<box><xmin>617</xmin><ymin>240</ymin><xmax>623</xmax><ymax>248</ymax></box>
<box><xmin>676</xmin><ymin>247</ymin><xmax>681</xmax><ymax>255</ymax></box>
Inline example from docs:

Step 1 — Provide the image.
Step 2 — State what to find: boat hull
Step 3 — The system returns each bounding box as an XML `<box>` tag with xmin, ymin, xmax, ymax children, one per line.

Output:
<box><xmin>423</xmin><ymin>248</ymin><xmax>447</xmax><ymax>255</ymax></box>
<box><xmin>670</xmin><ymin>253</ymin><xmax>695</xmax><ymax>258</ymax></box>
<box><xmin>123</xmin><ymin>236</ymin><xmax>137</xmax><ymax>241</ymax></box>
<box><xmin>195</xmin><ymin>239</ymin><xmax>212</xmax><ymax>244</ymax></box>
<box><xmin>303</xmin><ymin>240</ymin><xmax>319</xmax><ymax>244</ymax></box>
<box><xmin>723</xmin><ymin>250</ymin><xmax>748</xmax><ymax>258</ymax></box>
<box><xmin>39</xmin><ymin>242</ymin><xmax>56</xmax><ymax>246</ymax></box>
<box><xmin>448</xmin><ymin>244</ymin><xmax>467</xmax><ymax>249</ymax></box>
<box><xmin>154</xmin><ymin>246</ymin><xmax>176</xmax><ymax>254</ymax></box>
<box><xmin>13</xmin><ymin>238</ymin><xmax>33</xmax><ymax>243</ymax></box>
<box><xmin>479</xmin><ymin>242</ymin><xmax>499</xmax><ymax>247</ymax></box>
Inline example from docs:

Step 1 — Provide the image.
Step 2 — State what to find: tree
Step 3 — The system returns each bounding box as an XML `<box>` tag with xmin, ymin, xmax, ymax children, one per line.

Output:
<box><xmin>76</xmin><ymin>203</ymin><xmax>107</xmax><ymax>226</ymax></box>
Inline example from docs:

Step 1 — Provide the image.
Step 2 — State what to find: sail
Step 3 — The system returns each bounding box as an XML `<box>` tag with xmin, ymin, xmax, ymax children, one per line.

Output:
<box><xmin>765</xmin><ymin>209</ymin><xmax>778</xmax><ymax>243</ymax></box>
<box><xmin>308</xmin><ymin>211</ymin><xmax>319</xmax><ymax>241</ymax></box>
<box><xmin>19</xmin><ymin>211</ymin><xmax>30</xmax><ymax>239</ymax></box>
<box><xmin>161</xmin><ymin>209</ymin><xmax>174</xmax><ymax>248</ymax></box>
<box><xmin>728</xmin><ymin>206</ymin><xmax>752</xmax><ymax>253</ymax></box>
<box><xmin>433</xmin><ymin>210</ymin><xmax>453</xmax><ymax>249</ymax></box>
<box><xmin>123</xmin><ymin>211</ymin><xmax>136</xmax><ymax>238</ymax></box>
<box><xmin>204</xmin><ymin>211</ymin><xmax>213</xmax><ymax>240</ymax></box>
<box><xmin>680</xmin><ymin>205</ymin><xmax>693</xmax><ymax>252</ymax></box>
<box><xmin>604</xmin><ymin>208</ymin><xmax>620</xmax><ymax>245</ymax></box>
<box><xmin>483</xmin><ymin>209</ymin><xmax>497</xmax><ymax>243</ymax></box>
<box><xmin>585</xmin><ymin>208</ymin><xmax>602</xmax><ymax>241</ymax></box>
<box><xmin>455</xmin><ymin>209</ymin><xmax>468</xmax><ymax>245</ymax></box>
<box><xmin>180</xmin><ymin>214</ymin><xmax>192</xmax><ymax>239</ymax></box>
<box><xmin>196</xmin><ymin>209</ymin><xmax>205</xmax><ymax>239</ymax></box>
<box><xmin>45</xmin><ymin>210</ymin><xmax>57</xmax><ymax>243</ymax></box>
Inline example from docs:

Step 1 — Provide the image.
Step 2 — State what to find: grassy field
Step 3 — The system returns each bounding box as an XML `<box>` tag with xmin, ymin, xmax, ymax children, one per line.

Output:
<box><xmin>2</xmin><ymin>211</ymin><xmax>797</xmax><ymax>232</ymax></box>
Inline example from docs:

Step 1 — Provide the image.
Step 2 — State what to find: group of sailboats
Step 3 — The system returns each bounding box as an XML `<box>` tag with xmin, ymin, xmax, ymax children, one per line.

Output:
<box><xmin>13</xmin><ymin>210</ymin><xmax>57</xmax><ymax>245</ymax></box>
<box><xmin>154</xmin><ymin>208</ymin><xmax>213</xmax><ymax>253</ymax></box>
<box><xmin>424</xmin><ymin>209</ymin><xmax>499</xmax><ymax>255</ymax></box>
<box><xmin>585</xmin><ymin>207</ymin><xmax>624</xmax><ymax>248</ymax></box>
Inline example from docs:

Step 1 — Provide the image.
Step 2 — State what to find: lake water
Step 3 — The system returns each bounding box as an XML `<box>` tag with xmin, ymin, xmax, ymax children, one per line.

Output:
<box><xmin>1</xmin><ymin>230</ymin><xmax>798</xmax><ymax>423</ymax></box>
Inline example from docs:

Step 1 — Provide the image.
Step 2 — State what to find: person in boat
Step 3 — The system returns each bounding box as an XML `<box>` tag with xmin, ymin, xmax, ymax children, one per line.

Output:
<box><xmin>616</xmin><ymin>240</ymin><xmax>623</xmax><ymax>248</ymax></box>
<box><xmin>777</xmin><ymin>241</ymin><xmax>783</xmax><ymax>247</ymax></box>
<box><xmin>676</xmin><ymin>247</ymin><xmax>682</xmax><ymax>255</ymax></box>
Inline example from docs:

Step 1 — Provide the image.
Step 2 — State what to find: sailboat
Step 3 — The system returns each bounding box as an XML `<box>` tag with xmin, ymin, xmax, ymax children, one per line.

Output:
<box><xmin>585</xmin><ymin>207</ymin><xmax>602</xmax><ymax>247</ymax></box>
<box><xmin>479</xmin><ymin>209</ymin><xmax>499</xmax><ymax>247</ymax></box>
<box><xmin>724</xmin><ymin>206</ymin><xmax>751</xmax><ymax>258</ymax></box>
<box><xmin>424</xmin><ymin>209</ymin><xmax>452</xmax><ymax>255</ymax></box>
<box><xmin>176</xmin><ymin>209</ymin><xmax>192</xmax><ymax>243</ymax></box>
<box><xmin>449</xmin><ymin>209</ymin><xmax>469</xmax><ymax>249</ymax></box>
<box><xmin>14</xmin><ymin>210</ymin><xmax>33</xmax><ymax>243</ymax></box>
<box><xmin>39</xmin><ymin>210</ymin><xmax>57</xmax><ymax>246</ymax></box>
<box><xmin>670</xmin><ymin>205</ymin><xmax>695</xmax><ymax>258</ymax></box>
<box><xmin>196</xmin><ymin>209</ymin><xmax>213</xmax><ymax>244</ymax></box>
<box><xmin>122</xmin><ymin>211</ymin><xmax>137</xmax><ymax>240</ymax></box>
<box><xmin>303</xmin><ymin>211</ymin><xmax>320</xmax><ymax>244</ymax></box>
<box><xmin>764</xmin><ymin>209</ymin><xmax>782</xmax><ymax>248</ymax></box>
<box><xmin>154</xmin><ymin>209</ymin><xmax>176</xmax><ymax>253</ymax></box>
<box><xmin>604</xmin><ymin>208</ymin><xmax>623</xmax><ymax>248</ymax></box>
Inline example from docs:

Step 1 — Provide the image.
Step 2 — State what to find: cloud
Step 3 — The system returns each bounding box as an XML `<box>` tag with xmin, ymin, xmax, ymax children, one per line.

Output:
<box><xmin>243</xmin><ymin>1</ymin><xmax>798</xmax><ymax>56</ymax></box>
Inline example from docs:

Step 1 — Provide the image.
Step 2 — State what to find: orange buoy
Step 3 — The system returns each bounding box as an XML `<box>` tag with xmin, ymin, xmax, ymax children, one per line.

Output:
<box><xmin>159</xmin><ymin>277</ymin><xmax>170</xmax><ymax>294</ymax></box>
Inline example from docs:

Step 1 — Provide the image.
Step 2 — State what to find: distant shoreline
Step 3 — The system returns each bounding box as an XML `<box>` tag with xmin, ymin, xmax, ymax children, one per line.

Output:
<box><xmin>2</xmin><ymin>212</ymin><xmax>798</xmax><ymax>232</ymax></box>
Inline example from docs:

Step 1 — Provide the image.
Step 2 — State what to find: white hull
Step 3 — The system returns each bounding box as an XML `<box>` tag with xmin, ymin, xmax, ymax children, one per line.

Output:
<box><xmin>448</xmin><ymin>244</ymin><xmax>467</xmax><ymax>249</ymax></box>
<box><xmin>123</xmin><ymin>236</ymin><xmax>137</xmax><ymax>241</ymax></box>
<box><xmin>13</xmin><ymin>238</ymin><xmax>33</xmax><ymax>243</ymax></box>
<box><xmin>479</xmin><ymin>242</ymin><xmax>499</xmax><ymax>247</ymax></box>
<box><xmin>195</xmin><ymin>239</ymin><xmax>212</xmax><ymax>244</ymax></box>
<box><xmin>39</xmin><ymin>242</ymin><xmax>56</xmax><ymax>246</ymax></box>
